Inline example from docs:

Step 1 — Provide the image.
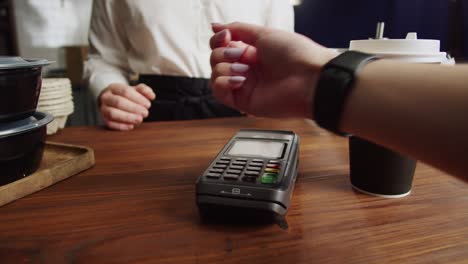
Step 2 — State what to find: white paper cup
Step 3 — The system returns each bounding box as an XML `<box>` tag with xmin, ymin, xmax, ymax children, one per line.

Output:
<box><xmin>349</xmin><ymin>33</ymin><xmax>451</xmax><ymax>64</ymax></box>
<box><xmin>348</xmin><ymin>32</ymin><xmax>451</xmax><ymax>198</ymax></box>
<box><xmin>39</xmin><ymin>78</ymin><xmax>74</xmax><ymax>135</ymax></box>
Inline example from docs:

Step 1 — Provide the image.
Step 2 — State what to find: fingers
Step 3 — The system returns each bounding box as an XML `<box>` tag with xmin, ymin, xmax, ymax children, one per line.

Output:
<box><xmin>210</xmin><ymin>45</ymin><xmax>257</xmax><ymax>67</ymax></box>
<box><xmin>111</xmin><ymin>84</ymin><xmax>152</xmax><ymax>108</ymax></box>
<box><xmin>135</xmin><ymin>83</ymin><xmax>156</xmax><ymax>101</ymax></box>
<box><xmin>212</xmin><ymin>62</ymin><xmax>250</xmax><ymax>78</ymax></box>
<box><xmin>209</xmin><ymin>29</ymin><xmax>231</xmax><ymax>49</ymax></box>
<box><xmin>101</xmin><ymin>105</ymin><xmax>143</xmax><ymax>124</ymax></box>
<box><xmin>210</xmin><ymin>47</ymin><xmax>231</xmax><ymax>67</ymax></box>
<box><xmin>211</xmin><ymin>62</ymin><xmax>249</xmax><ymax>103</ymax></box>
<box><xmin>211</xmin><ymin>76</ymin><xmax>238</xmax><ymax>108</ymax></box>
<box><xmin>99</xmin><ymin>83</ymin><xmax>155</xmax><ymax>131</ymax></box>
<box><xmin>227</xmin><ymin>41</ymin><xmax>258</xmax><ymax>63</ymax></box>
<box><xmin>210</xmin><ymin>24</ymin><xmax>261</xmax><ymax>113</ymax></box>
<box><xmin>101</xmin><ymin>92</ymin><xmax>149</xmax><ymax>118</ymax></box>
<box><xmin>105</xmin><ymin>120</ymin><xmax>134</xmax><ymax>131</ymax></box>
<box><xmin>211</xmin><ymin>23</ymin><xmax>225</xmax><ymax>33</ymax></box>
<box><xmin>212</xmin><ymin>22</ymin><xmax>265</xmax><ymax>46</ymax></box>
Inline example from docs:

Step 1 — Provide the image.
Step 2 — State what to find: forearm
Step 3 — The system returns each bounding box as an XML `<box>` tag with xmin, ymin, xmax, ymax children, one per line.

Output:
<box><xmin>340</xmin><ymin>61</ymin><xmax>468</xmax><ymax>179</ymax></box>
<box><xmin>85</xmin><ymin>0</ymin><xmax>131</xmax><ymax>101</ymax></box>
<box><xmin>84</xmin><ymin>57</ymin><xmax>129</xmax><ymax>101</ymax></box>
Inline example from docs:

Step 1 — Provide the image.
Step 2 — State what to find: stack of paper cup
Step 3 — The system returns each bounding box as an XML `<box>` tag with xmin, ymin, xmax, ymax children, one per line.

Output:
<box><xmin>37</xmin><ymin>78</ymin><xmax>74</xmax><ymax>135</ymax></box>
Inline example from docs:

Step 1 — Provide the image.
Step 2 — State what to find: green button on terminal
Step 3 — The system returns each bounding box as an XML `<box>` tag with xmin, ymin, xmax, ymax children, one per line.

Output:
<box><xmin>261</xmin><ymin>173</ymin><xmax>277</xmax><ymax>184</ymax></box>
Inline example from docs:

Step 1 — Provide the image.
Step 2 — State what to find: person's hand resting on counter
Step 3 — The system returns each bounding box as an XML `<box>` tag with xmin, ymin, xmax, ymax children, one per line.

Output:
<box><xmin>99</xmin><ymin>83</ymin><xmax>156</xmax><ymax>131</ymax></box>
<box><xmin>209</xmin><ymin>22</ymin><xmax>468</xmax><ymax>180</ymax></box>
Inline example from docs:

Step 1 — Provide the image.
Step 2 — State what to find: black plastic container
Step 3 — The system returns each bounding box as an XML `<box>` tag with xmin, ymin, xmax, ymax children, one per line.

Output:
<box><xmin>0</xmin><ymin>57</ymin><xmax>50</xmax><ymax>121</ymax></box>
<box><xmin>0</xmin><ymin>112</ymin><xmax>54</xmax><ymax>185</ymax></box>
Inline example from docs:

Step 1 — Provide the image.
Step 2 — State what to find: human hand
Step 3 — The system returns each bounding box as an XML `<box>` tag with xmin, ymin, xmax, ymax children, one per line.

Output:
<box><xmin>99</xmin><ymin>83</ymin><xmax>156</xmax><ymax>131</ymax></box>
<box><xmin>210</xmin><ymin>22</ymin><xmax>338</xmax><ymax>119</ymax></box>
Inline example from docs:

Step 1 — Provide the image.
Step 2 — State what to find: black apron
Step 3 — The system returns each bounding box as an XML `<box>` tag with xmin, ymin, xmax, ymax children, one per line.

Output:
<box><xmin>138</xmin><ymin>75</ymin><xmax>242</xmax><ymax>122</ymax></box>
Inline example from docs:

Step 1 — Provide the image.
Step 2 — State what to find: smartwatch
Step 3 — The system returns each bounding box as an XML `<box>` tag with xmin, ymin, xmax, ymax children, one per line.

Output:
<box><xmin>313</xmin><ymin>51</ymin><xmax>378</xmax><ymax>136</ymax></box>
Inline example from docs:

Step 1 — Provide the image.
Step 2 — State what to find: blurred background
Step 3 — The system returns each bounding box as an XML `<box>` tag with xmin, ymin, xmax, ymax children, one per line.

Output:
<box><xmin>0</xmin><ymin>0</ymin><xmax>464</xmax><ymax>127</ymax></box>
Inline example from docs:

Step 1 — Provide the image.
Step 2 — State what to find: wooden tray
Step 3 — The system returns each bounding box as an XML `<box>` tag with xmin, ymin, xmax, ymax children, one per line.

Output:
<box><xmin>0</xmin><ymin>141</ymin><xmax>95</xmax><ymax>207</ymax></box>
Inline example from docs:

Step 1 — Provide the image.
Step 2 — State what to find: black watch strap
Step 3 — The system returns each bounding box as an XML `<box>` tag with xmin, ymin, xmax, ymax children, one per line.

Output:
<box><xmin>313</xmin><ymin>51</ymin><xmax>378</xmax><ymax>136</ymax></box>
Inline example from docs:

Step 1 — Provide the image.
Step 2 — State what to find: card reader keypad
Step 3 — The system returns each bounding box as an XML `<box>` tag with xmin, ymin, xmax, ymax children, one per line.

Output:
<box><xmin>206</xmin><ymin>157</ymin><xmax>282</xmax><ymax>185</ymax></box>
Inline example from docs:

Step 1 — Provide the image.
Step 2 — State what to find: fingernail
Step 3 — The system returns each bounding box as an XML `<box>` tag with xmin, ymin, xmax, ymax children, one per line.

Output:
<box><xmin>231</xmin><ymin>63</ymin><xmax>250</xmax><ymax>73</ymax></box>
<box><xmin>211</xmin><ymin>22</ymin><xmax>222</xmax><ymax>27</ymax></box>
<box><xmin>229</xmin><ymin>76</ymin><xmax>246</xmax><ymax>84</ymax></box>
<box><xmin>228</xmin><ymin>76</ymin><xmax>246</xmax><ymax>89</ymax></box>
<box><xmin>213</xmin><ymin>29</ymin><xmax>228</xmax><ymax>45</ymax></box>
<box><xmin>224</xmin><ymin>48</ymin><xmax>245</xmax><ymax>60</ymax></box>
<box><xmin>143</xmin><ymin>109</ymin><xmax>149</xmax><ymax>118</ymax></box>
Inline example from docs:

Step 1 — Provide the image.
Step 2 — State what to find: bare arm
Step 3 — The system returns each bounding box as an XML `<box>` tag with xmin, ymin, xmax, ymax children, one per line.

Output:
<box><xmin>209</xmin><ymin>22</ymin><xmax>468</xmax><ymax>181</ymax></box>
<box><xmin>341</xmin><ymin>61</ymin><xmax>468</xmax><ymax>179</ymax></box>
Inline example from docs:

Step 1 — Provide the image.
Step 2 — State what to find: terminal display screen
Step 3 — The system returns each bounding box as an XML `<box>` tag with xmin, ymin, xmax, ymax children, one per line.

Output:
<box><xmin>227</xmin><ymin>140</ymin><xmax>285</xmax><ymax>159</ymax></box>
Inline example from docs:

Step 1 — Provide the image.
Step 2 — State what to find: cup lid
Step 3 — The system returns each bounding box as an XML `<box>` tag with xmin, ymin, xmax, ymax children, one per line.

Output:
<box><xmin>0</xmin><ymin>56</ymin><xmax>52</xmax><ymax>70</ymax></box>
<box><xmin>0</xmin><ymin>111</ymin><xmax>54</xmax><ymax>138</ymax></box>
<box><xmin>349</xmin><ymin>33</ymin><xmax>447</xmax><ymax>63</ymax></box>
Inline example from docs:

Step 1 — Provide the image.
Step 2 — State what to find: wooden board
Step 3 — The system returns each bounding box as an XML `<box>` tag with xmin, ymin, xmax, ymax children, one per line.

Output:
<box><xmin>0</xmin><ymin>141</ymin><xmax>95</xmax><ymax>207</ymax></box>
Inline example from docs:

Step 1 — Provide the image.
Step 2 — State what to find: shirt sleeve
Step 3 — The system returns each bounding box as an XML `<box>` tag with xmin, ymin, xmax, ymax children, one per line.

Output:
<box><xmin>83</xmin><ymin>0</ymin><xmax>131</xmax><ymax>101</ymax></box>
<box><xmin>266</xmin><ymin>0</ymin><xmax>295</xmax><ymax>32</ymax></box>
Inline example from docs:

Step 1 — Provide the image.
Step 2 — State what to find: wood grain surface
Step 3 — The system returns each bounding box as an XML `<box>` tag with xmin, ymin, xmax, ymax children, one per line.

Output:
<box><xmin>0</xmin><ymin>117</ymin><xmax>467</xmax><ymax>264</ymax></box>
<box><xmin>0</xmin><ymin>142</ymin><xmax>94</xmax><ymax>207</ymax></box>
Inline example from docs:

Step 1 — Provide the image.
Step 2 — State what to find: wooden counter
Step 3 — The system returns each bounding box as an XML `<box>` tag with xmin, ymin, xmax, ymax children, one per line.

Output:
<box><xmin>0</xmin><ymin>117</ymin><xmax>467</xmax><ymax>263</ymax></box>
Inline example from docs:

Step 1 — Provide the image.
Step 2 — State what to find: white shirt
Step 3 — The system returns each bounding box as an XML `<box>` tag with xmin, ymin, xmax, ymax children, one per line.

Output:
<box><xmin>83</xmin><ymin>0</ymin><xmax>294</xmax><ymax>99</ymax></box>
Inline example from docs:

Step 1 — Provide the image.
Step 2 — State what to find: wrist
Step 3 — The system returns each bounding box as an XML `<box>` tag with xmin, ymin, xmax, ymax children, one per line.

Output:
<box><xmin>312</xmin><ymin>51</ymin><xmax>378</xmax><ymax>136</ymax></box>
<box><xmin>303</xmin><ymin>48</ymin><xmax>340</xmax><ymax>120</ymax></box>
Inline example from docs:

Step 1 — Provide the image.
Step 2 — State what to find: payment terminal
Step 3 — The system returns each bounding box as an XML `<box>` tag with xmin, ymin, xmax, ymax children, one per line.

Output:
<box><xmin>196</xmin><ymin>129</ymin><xmax>300</xmax><ymax>217</ymax></box>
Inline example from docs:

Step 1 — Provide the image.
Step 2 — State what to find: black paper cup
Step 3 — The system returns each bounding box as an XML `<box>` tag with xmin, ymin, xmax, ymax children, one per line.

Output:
<box><xmin>349</xmin><ymin>136</ymin><xmax>417</xmax><ymax>198</ymax></box>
